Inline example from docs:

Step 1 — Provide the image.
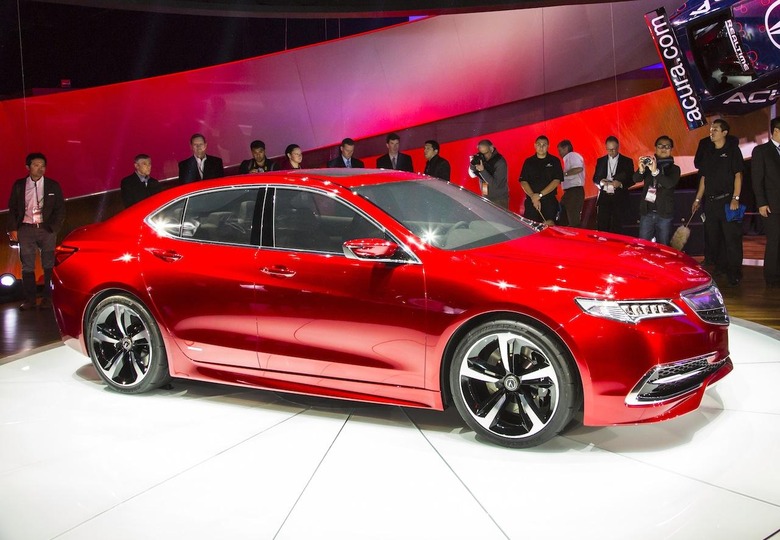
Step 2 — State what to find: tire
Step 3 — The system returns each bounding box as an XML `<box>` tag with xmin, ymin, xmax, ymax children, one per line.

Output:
<box><xmin>86</xmin><ymin>294</ymin><xmax>170</xmax><ymax>394</ymax></box>
<box><xmin>449</xmin><ymin>319</ymin><xmax>580</xmax><ymax>448</ymax></box>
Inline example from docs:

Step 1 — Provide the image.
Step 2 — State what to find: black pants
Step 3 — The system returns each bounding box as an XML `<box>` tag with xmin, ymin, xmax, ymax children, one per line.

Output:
<box><xmin>559</xmin><ymin>186</ymin><xmax>584</xmax><ymax>227</ymax></box>
<box><xmin>596</xmin><ymin>193</ymin><xmax>626</xmax><ymax>234</ymax></box>
<box><xmin>524</xmin><ymin>196</ymin><xmax>558</xmax><ymax>223</ymax></box>
<box><xmin>763</xmin><ymin>211</ymin><xmax>780</xmax><ymax>285</ymax></box>
<box><xmin>18</xmin><ymin>224</ymin><xmax>56</xmax><ymax>302</ymax></box>
<box><xmin>704</xmin><ymin>199</ymin><xmax>743</xmax><ymax>281</ymax></box>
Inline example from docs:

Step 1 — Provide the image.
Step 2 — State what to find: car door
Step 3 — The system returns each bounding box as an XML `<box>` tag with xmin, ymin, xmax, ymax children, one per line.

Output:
<box><xmin>141</xmin><ymin>187</ymin><xmax>265</xmax><ymax>369</ymax></box>
<box><xmin>255</xmin><ymin>186</ymin><xmax>427</xmax><ymax>388</ymax></box>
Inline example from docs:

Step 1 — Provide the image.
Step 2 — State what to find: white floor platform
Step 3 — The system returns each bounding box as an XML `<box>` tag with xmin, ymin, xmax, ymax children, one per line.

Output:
<box><xmin>1</xmin><ymin>321</ymin><xmax>779</xmax><ymax>540</ymax></box>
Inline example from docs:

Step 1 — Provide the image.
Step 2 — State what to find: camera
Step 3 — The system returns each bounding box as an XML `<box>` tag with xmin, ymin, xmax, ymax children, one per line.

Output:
<box><xmin>470</xmin><ymin>153</ymin><xmax>485</xmax><ymax>167</ymax></box>
<box><xmin>640</xmin><ymin>156</ymin><xmax>653</xmax><ymax>167</ymax></box>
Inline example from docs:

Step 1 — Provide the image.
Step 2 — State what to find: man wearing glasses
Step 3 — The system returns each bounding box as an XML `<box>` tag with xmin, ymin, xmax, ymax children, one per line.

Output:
<box><xmin>593</xmin><ymin>136</ymin><xmax>635</xmax><ymax>234</ymax></box>
<box><xmin>692</xmin><ymin>119</ymin><xmax>745</xmax><ymax>286</ymax></box>
<box><xmin>633</xmin><ymin>136</ymin><xmax>680</xmax><ymax>245</ymax></box>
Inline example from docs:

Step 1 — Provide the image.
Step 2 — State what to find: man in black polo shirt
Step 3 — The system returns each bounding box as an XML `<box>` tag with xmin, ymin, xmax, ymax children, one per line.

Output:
<box><xmin>519</xmin><ymin>135</ymin><xmax>563</xmax><ymax>225</ymax></box>
<box><xmin>692</xmin><ymin>119</ymin><xmax>745</xmax><ymax>285</ymax></box>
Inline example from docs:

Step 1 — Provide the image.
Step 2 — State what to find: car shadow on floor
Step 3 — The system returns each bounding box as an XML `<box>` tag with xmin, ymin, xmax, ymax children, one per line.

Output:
<box><xmin>73</xmin><ymin>361</ymin><xmax>723</xmax><ymax>452</ymax></box>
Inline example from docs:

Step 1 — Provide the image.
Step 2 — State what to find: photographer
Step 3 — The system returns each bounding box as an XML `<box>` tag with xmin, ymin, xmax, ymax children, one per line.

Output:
<box><xmin>469</xmin><ymin>139</ymin><xmax>508</xmax><ymax>209</ymax></box>
<box><xmin>633</xmin><ymin>135</ymin><xmax>680</xmax><ymax>246</ymax></box>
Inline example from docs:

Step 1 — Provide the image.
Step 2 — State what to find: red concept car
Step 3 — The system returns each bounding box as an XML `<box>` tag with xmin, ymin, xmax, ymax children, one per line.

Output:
<box><xmin>52</xmin><ymin>170</ymin><xmax>732</xmax><ymax>448</ymax></box>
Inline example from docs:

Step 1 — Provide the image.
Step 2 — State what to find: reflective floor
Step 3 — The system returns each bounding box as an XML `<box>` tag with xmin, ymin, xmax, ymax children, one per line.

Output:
<box><xmin>0</xmin><ymin>322</ymin><xmax>779</xmax><ymax>540</ymax></box>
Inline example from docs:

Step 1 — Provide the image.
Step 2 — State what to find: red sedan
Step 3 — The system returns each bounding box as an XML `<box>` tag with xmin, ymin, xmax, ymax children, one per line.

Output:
<box><xmin>52</xmin><ymin>170</ymin><xmax>732</xmax><ymax>448</ymax></box>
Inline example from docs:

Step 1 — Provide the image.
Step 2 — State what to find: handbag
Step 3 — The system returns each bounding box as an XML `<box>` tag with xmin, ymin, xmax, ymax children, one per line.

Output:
<box><xmin>724</xmin><ymin>202</ymin><xmax>746</xmax><ymax>222</ymax></box>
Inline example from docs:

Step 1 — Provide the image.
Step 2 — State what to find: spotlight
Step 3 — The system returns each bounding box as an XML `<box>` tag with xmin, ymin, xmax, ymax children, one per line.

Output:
<box><xmin>0</xmin><ymin>274</ymin><xmax>16</xmax><ymax>288</ymax></box>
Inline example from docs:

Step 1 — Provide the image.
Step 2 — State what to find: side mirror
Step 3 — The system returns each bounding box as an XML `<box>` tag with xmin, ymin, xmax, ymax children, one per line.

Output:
<box><xmin>343</xmin><ymin>238</ymin><xmax>400</xmax><ymax>260</ymax></box>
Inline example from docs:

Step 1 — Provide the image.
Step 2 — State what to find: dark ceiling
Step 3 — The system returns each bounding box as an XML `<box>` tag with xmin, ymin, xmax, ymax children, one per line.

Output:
<box><xmin>29</xmin><ymin>0</ymin><xmax>630</xmax><ymax>18</ymax></box>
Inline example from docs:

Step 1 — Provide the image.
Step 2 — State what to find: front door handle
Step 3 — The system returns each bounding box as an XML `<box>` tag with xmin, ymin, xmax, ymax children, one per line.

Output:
<box><xmin>261</xmin><ymin>265</ymin><xmax>296</xmax><ymax>278</ymax></box>
<box><xmin>146</xmin><ymin>248</ymin><xmax>183</xmax><ymax>262</ymax></box>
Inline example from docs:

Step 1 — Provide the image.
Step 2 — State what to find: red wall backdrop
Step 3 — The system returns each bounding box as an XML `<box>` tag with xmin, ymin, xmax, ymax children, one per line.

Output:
<box><xmin>361</xmin><ymin>89</ymin><xmax>733</xmax><ymax>213</ymax></box>
<box><xmin>1</xmin><ymin>3</ymin><xmax>683</xmax><ymax>209</ymax></box>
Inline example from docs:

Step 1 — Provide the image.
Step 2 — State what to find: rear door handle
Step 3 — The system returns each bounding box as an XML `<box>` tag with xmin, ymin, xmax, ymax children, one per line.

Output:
<box><xmin>261</xmin><ymin>265</ymin><xmax>296</xmax><ymax>278</ymax></box>
<box><xmin>147</xmin><ymin>248</ymin><xmax>183</xmax><ymax>262</ymax></box>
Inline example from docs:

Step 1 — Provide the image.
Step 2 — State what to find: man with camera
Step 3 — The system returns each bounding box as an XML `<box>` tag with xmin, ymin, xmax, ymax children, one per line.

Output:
<box><xmin>469</xmin><ymin>139</ymin><xmax>508</xmax><ymax>209</ymax></box>
<box><xmin>633</xmin><ymin>136</ymin><xmax>680</xmax><ymax>246</ymax></box>
<box><xmin>519</xmin><ymin>135</ymin><xmax>563</xmax><ymax>225</ymax></box>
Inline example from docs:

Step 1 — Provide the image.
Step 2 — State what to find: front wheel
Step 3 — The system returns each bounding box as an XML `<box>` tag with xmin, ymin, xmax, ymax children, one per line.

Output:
<box><xmin>449</xmin><ymin>320</ymin><xmax>580</xmax><ymax>448</ymax></box>
<box><xmin>86</xmin><ymin>294</ymin><xmax>170</xmax><ymax>394</ymax></box>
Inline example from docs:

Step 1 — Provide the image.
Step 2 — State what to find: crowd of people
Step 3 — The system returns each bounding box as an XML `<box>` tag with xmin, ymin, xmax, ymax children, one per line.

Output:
<box><xmin>7</xmin><ymin>118</ymin><xmax>780</xmax><ymax>311</ymax></box>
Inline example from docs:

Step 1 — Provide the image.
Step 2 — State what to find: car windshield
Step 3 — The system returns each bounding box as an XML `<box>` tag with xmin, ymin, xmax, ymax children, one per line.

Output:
<box><xmin>353</xmin><ymin>180</ymin><xmax>537</xmax><ymax>250</ymax></box>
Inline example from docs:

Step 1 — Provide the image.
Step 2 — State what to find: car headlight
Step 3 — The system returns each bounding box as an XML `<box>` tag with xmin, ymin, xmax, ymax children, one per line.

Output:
<box><xmin>681</xmin><ymin>285</ymin><xmax>728</xmax><ymax>325</ymax></box>
<box><xmin>575</xmin><ymin>298</ymin><xmax>683</xmax><ymax>324</ymax></box>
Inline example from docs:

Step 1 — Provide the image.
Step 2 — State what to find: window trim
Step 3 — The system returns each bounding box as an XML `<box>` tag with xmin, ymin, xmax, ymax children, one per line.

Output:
<box><xmin>263</xmin><ymin>185</ymin><xmax>420</xmax><ymax>264</ymax></box>
<box><xmin>145</xmin><ymin>186</ymin><xmax>264</xmax><ymax>248</ymax></box>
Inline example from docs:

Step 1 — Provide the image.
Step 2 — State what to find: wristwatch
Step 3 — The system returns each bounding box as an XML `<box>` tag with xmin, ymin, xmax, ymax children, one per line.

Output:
<box><xmin>733</xmin><ymin>195</ymin><xmax>740</xmax><ymax>201</ymax></box>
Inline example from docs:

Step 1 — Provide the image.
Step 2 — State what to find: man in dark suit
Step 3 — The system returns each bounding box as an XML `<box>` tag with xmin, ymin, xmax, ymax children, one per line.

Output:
<box><xmin>592</xmin><ymin>135</ymin><xmax>635</xmax><ymax>234</ymax></box>
<box><xmin>423</xmin><ymin>140</ymin><xmax>450</xmax><ymax>181</ymax></box>
<box><xmin>7</xmin><ymin>152</ymin><xmax>66</xmax><ymax>310</ymax></box>
<box><xmin>376</xmin><ymin>133</ymin><xmax>413</xmax><ymax>172</ymax></box>
<box><xmin>327</xmin><ymin>138</ymin><xmax>365</xmax><ymax>168</ymax></box>
<box><xmin>120</xmin><ymin>154</ymin><xmax>162</xmax><ymax>208</ymax></box>
<box><xmin>752</xmin><ymin>116</ymin><xmax>780</xmax><ymax>287</ymax></box>
<box><xmin>178</xmin><ymin>133</ymin><xmax>224</xmax><ymax>184</ymax></box>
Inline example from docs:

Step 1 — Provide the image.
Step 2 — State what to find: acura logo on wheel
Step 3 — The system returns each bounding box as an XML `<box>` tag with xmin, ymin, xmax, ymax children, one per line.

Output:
<box><xmin>766</xmin><ymin>0</ymin><xmax>780</xmax><ymax>50</ymax></box>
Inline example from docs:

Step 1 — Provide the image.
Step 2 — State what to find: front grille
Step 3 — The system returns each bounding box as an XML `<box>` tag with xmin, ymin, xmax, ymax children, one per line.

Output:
<box><xmin>626</xmin><ymin>353</ymin><xmax>728</xmax><ymax>405</ymax></box>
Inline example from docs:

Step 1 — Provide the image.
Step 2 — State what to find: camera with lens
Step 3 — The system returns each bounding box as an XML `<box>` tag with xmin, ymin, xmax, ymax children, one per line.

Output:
<box><xmin>640</xmin><ymin>156</ymin><xmax>653</xmax><ymax>167</ymax></box>
<box><xmin>470</xmin><ymin>153</ymin><xmax>485</xmax><ymax>167</ymax></box>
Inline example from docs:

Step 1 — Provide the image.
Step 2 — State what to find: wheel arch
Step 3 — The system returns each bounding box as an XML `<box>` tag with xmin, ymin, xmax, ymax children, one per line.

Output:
<box><xmin>438</xmin><ymin>310</ymin><xmax>583</xmax><ymax>410</ymax></box>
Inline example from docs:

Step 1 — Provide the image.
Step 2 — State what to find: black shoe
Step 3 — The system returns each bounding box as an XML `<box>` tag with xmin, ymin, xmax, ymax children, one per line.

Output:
<box><xmin>38</xmin><ymin>297</ymin><xmax>52</xmax><ymax>309</ymax></box>
<box><xmin>19</xmin><ymin>302</ymin><xmax>36</xmax><ymax>311</ymax></box>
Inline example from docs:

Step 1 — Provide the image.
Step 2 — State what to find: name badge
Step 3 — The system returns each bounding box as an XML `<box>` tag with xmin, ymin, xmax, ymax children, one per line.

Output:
<box><xmin>645</xmin><ymin>187</ymin><xmax>657</xmax><ymax>203</ymax></box>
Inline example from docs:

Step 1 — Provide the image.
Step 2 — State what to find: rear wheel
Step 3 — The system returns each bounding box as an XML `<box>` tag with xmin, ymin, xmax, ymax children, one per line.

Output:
<box><xmin>449</xmin><ymin>320</ymin><xmax>579</xmax><ymax>448</ymax></box>
<box><xmin>86</xmin><ymin>295</ymin><xmax>170</xmax><ymax>394</ymax></box>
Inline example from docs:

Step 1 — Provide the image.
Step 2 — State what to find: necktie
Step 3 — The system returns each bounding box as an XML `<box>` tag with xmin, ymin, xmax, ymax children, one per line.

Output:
<box><xmin>346</xmin><ymin>159</ymin><xmax>351</xmax><ymax>168</ymax></box>
<box><xmin>197</xmin><ymin>159</ymin><xmax>204</xmax><ymax>179</ymax></box>
<box><xmin>391</xmin><ymin>156</ymin><xmax>397</xmax><ymax>169</ymax></box>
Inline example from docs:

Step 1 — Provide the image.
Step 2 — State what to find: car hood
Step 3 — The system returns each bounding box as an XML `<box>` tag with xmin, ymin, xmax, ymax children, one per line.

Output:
<box><xmin>443</xmin><ymin>226</ymin><xmax>710</xmax><ymax>299</ymax></box>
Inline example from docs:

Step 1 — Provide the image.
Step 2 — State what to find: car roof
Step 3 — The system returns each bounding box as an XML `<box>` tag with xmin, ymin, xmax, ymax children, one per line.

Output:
<box><xmin>258</xmin><ymin>168</ymin><xmax>428</xmax><ymax>188</ymax></box>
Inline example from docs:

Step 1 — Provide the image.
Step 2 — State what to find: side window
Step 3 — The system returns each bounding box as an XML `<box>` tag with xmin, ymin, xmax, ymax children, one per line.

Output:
<box><xmin>181</xmin><ymin>188</ymin><xmax>260</xmax><ymax>245</ymax></box>
<box><xmin>273</xmin><ymin>188</ymin><xmax>385</xmax><ymax>253</ymax></box>
<box><xmin>148</xmin><ymin>199</ymin><xmax>186</xmax><ymax>237</ymax></box>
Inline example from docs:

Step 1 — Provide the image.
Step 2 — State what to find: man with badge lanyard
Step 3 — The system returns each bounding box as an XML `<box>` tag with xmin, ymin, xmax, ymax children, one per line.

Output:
<box><xmin>633</xmin><ymin>136</ymin><xmax>680</xmax><ymax>245</ymax></box>
<box><xmin>6</xmin><ymin>153</ymin><xmax>66</xmax><ymax>310</ymax></box>
<box><xmin>593</xmin><ymin>136</ymin><xmax>635</xmax><ymax>234</ymax></box>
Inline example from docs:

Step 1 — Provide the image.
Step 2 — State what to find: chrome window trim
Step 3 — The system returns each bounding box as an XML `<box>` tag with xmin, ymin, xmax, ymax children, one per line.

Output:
<box><xmin>267</xmin><ymin>185</ymin><xmax>421</xmax><ymax>265</ymax></box>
